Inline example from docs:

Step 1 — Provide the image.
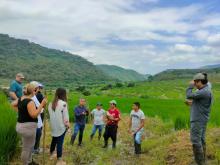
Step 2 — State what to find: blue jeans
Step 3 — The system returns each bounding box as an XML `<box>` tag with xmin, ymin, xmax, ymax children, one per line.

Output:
<box><xmin>91</xmin><ymin>125</ymin><xmax>104</xmax><ymax>137</ymax></box>
<box><xmin>50</xmin><ymin>131</ymin><xmax>66</xmax><ymax>158</ymax></box>
<box><xmin>34</xmin><ymin>127</ymin><xmax>42</xmax><ymax>150</ymax></box>
<box><xmin>72</xmin><ymin>123</ymin><xmax>85</xmax><ymax>144</ymax></box>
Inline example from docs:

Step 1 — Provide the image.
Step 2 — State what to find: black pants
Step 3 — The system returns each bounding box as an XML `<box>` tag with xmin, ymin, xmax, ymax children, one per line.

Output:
<box><xmin>50</xmin><ymin>131</ymin><xmax>66</xmax><ymax>158</ymax></box>
<box><xmin>134</xmin><ymin>134</ymin><xmax>141</xmax><ymax>154</ymax></box>
<box><xmin>103</xmin><ymin>125</ymin><xmax>118</xmax><ymax>144</ymax></box>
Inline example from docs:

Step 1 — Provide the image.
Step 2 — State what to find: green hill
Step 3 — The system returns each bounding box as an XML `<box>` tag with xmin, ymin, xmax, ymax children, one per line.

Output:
<box><xmin>96</xmin><ymin>64</ymin><xmax>147</xmax><ymax>82</ymax></box>
<box><xmin>200</xmin><ymin>64</ymin><xmax>220</xmax><ymax>69</ymax></box>
<box><xmin>152</xmin><ymin>68</ymin><xmax>220</xmax><ymax>81</ymax></box>
<box><xmin>0</xmin><ymin>34</ymin><xmax>111</xmax><ymax>87</ymax></box>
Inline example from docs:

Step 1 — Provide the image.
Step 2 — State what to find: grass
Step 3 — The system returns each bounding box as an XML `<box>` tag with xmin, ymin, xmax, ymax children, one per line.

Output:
<box><xmin>9</xmin><ymin>116</ymin><xmax>220</xmax><ymax>165</ymax></box>
<box><xmin>0</xmin><ymin>92</ymin><xmax>18</xmax><ymax>164</ymax></box>
<box><xmin>3</xmin><ymin>79</ymin><xmax>220</xmax><ymax>164</ymax></box>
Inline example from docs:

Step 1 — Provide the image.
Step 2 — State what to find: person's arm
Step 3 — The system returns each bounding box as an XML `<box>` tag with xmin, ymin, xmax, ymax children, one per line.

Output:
<box><xmin>9</xmin><ymin>92</ymin><xmax>18</xmax><ymax>100</ymax></box>
<box><xmin>103</xmin><ymin>111</ymin><xmax>108</xmax><ymax>124</ymax></box>
<box><xmin>63</xmin><ymin>103</ymin><xmax>70</xmax><ymax>128</ymax></box>
<box><xmin>113</xmin><ymin>111</ymin><xmax>121</xmax><ymax>121</ymax></box>
<box><xmin>9</xmin><ymin>82</ymin><xmax>18</xmax><ymax>100</ymax></box>
<box><xmin>186</xmin><ymin>84</ymin><xmax>208</xmax><ymax>100</ymax></box>
<box><xmin>27</xmin><ymin>99</ymin><xmax>47</xmax><ymax>118</ymax></box>
<box><xmin>11</xmin><ymin>99</ymin><xmax>18</xmax><ymax>112</ymax></box>
<box><xmin>74</xmin><ymin>107</ymin><xmax>81</xmax><ymax>116</ymax></box>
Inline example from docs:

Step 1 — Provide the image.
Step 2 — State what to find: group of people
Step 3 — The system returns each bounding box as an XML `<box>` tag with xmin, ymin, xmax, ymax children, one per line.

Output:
<box><xmin>8</xmin><ymin>72</ymin><xmax>213</xmax><ymax>165</ymax></box>
<box><xmin>9</xmin><ymin>73</ymin><xmax>146</xmax><ymax>165</ymax></box>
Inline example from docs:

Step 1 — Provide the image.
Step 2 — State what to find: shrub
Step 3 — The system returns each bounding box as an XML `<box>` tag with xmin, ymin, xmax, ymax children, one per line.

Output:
<box><xmin>75</xmin><ymin>86</ymin><xmax>86</xmax><ymax>92</ymax></box>
<box><xmin>115</xmin><ymin>82</ymin><xmax>123</xmax><ymax>88</ymax></box>
<box><xmin>127</xmin><ymin>82</ymin><xmax>135</xmax><ymax>87</ymax></box>
<box><xmin>100</xmin><ymin>84</ymin><xmax>112</xmax><ymax>91</ymax></box>
<box><xmin>82</xmin><ymin>90</ymin><xmax>91</xmax><ymax>96</ymax></box>
<box><xmin>0</xmin><ymin>92</ymin><xmax>18</xmax><ymax>163</ymax></box>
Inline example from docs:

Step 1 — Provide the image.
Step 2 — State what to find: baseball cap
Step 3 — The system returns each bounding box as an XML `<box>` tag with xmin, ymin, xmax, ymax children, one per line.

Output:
<box><xmin>109</xmin><ymin>100</ymin><xmax>117</xmax><ymax>105</ymax></box>
<box><xmin>16</xmin><ymin>73</ymin><xmax>25</xmax><ymax>79</ymax></box>
<box><xmin>193</xmin><ymin>73</ymin><xmax>205</xmax><ymax>81</ymax></box>
<box><xmin>30</xmin><ymin>81</ymin><xmax>41</xmax><ymax>88</ymax></box>
<box><xmin>38</xmin><ymin>83</ymin><xmax>44</xmax><ymax>88</ymax></box>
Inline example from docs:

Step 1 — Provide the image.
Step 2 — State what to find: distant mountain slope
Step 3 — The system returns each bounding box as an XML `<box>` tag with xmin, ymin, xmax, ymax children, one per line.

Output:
<box><xmin>152</xmin><ymin>68</ymin><xmax>220</xmax><ymax>81</ymax></box>
<box><xmin>96</xmin><ymin>64</ymin><xmax>147</xmax><ymax>82</ymax></box>
<box><xmin>200</xmin><ymin>64</ymin><xmax>220</xmax><ymax>69</ymax></box>
<box><xmin>0</xmin><ymin>34</ymin><xmax>111</xmax><ymax>86</ymax></box>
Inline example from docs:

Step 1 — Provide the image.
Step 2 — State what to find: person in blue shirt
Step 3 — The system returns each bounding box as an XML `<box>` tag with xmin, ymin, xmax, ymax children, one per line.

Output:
<box><xmin>9</xmin><ymin>73</ymin><xmax>25</xmax><ymax>101</ymax></box>
<box><xmin>70</xmin><ymin>98</ymin><xmax>89</xmax><ymax>146</ymax></box>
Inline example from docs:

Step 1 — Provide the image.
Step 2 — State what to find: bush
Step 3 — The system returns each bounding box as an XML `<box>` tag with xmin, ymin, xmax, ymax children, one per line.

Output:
<box><xmin>0</xmin><ymin>92</ymin><xmax>18</xmax><ymax>163</ymax></box>
<box><xmin>82</xmin><ymin>90</ymin><xmax>91</xmax><ymax>96</ymax></box>
<box><xmin>115</xmin><ymin>82</ymin><xmax>123</xmax><ymax>88</ymax></box>
<box><xmin>127</xmin><ymin>82</ymin><xmax>135</xmax><ymax>87</ymax></box>
<box><xmin>101</xmin><ymin>84</ymin><xmax>112</xmax><ymax>91</ymax></box>
<box><xmin>75</xmin><ymin>86</ymin><xmax>86</xmax><ymax>92</ymax></box>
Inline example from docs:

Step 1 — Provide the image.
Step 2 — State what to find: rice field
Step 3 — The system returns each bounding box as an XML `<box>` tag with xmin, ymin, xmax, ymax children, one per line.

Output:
<box><xmin>0</xmin><ymin>92</ymin><xmax>18</xmax><ymax>163</ymax></box>
<box><xmin>58</xmin><ymin>80</ymin><xmax>220</xmax><ymax>129</ymax></box>
<box><xmin>1</xmin><ymin>79</ymin><xmax>220</xmax><ymax>164</ymax></box>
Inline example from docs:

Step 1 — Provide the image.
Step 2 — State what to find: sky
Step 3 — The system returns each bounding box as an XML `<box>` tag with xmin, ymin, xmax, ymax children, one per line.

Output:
<box><xmin>0</xmin><ymin>0</ymin><xmax>220</xmax><ymax>74</ymax></box>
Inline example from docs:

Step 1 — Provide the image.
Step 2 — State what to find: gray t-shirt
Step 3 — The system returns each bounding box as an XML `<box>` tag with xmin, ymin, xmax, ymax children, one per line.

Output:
<box><xmin>91</xmin><ymin>109</ymin><xmax>106</xmax><ymax>125</ymax></box>
<box><xmin>130</xmin><ymin>109</ymin><xmax>145</xmax><ymax>132</ymax></box>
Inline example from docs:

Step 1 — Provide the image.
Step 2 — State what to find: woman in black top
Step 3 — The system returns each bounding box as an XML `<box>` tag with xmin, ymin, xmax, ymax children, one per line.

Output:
<box><xmin>12</xmin><ymin>83</ymin><xmax>47</xmax><ymax>165</ymax></box>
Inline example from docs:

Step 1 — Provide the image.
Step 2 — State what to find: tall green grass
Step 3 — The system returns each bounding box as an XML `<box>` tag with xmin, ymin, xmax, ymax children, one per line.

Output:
<box><xmin>0</xmin><ymin>92</ymin><xmax>18</xmax><ymax>163</ymax></box>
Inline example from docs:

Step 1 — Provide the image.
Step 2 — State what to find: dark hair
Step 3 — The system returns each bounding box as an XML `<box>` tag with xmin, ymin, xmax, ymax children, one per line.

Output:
<box><xmin>52</xmin><ymin>88</ymin><xmax>67</xmax><ymax>111</ymax></box>
<box><xmin>201</xmin><ymin>73</ymin><xmax>208</xmax><ymax>85</ymax></box>
<box><xmin>133</xmin><ymin>102</ymin><xmax>140</xmax><ymax>108</ymax></box>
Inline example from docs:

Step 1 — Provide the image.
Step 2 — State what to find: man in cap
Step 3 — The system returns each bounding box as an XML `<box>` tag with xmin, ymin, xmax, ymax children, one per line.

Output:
<box><xmin>186</xmin><ymin>73</ymin><xmax>213</xmax><ymax>165</ymax></box>
<box><xmin>103</xmin><ymin>100</ymin><xmax>120</xmax><ymax>149</ymax></box>
<box><xmin>9</xmin><ymin>73</ymin><xmax>25</xmax><ymax>101</ymax></box>
<box><xmin>90</xmin><ymin>102</ymin><xmax>106</xmax><ymax>141</ymax></box>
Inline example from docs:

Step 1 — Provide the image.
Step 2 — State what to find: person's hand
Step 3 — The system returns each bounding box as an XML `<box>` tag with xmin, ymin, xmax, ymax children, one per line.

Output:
<box><xmin>107</xmin><ymin>115</ymin><xmax>114</xmax><ymax>120</ymax></box>
<box><xmin>41</xmin><ymin>98</ymin><xmax>47</xmax><ymax>107</ymax></box>
<box><xmin>82</xmin><ymin>111</ymin><xmax>86</xmax><ymax>115</ymax></box>
<box><xmin>65</xmin><ymin>121</ymin><xmax>70</xmax><ymax>128</ymax></box>
<box><xmin>185</xmin><ymin>99</ymin><xmax>193</xmax><ymax>106</ymax></box>
<box><xmin>189</xmin><ymin>80</ymin><xmax>195</xmax><ymax>86</ymax></box>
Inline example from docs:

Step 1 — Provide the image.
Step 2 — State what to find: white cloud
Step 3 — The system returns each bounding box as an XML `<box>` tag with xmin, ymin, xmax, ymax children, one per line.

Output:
<box><xmin>173</xmin><ymin>44</ymin><xmax>195</xmax><ymax>53</ymax></box>
<box><xmin>207</xmin><ymin>33</ymin><xmax>220</xmax><ymax>46</ymax></box>
<box><xmin>193</xmin><ymin>30</ymin><xmax>210</xmax><ymax>40</ymax></box>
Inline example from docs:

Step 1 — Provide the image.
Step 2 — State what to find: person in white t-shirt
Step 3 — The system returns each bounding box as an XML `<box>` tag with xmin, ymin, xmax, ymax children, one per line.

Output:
<box><xmin>128</xmin><ymin>102</ymin><xmax>145</xmax><ymax>155</ymax></box>
<box><xmin>90</xmin><ymin>102</ymin><xmax>106</xmax><ymax>141</ymax></box>
<box><xmin>48</xmin><ymin>88</ymin><xmax>69</xmax><ymax>165</ymax></box>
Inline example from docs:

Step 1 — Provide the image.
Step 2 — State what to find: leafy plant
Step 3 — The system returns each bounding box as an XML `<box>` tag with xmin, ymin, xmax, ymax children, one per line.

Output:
<box><xmin>0</xmin><ymin>91</ymin><xmax>18</xmax><ymax>163</ymax></box>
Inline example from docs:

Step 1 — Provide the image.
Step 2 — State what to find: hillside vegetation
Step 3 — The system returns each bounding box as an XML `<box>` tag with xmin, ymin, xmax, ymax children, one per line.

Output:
<box><xmin>0</xmin><ymin>34</ymin><xmax>110</xmax><ymax>87</ymax></box>
<box><xmin>96</xmin><ymin>64</ymin><xmax>147</xmax><ymax>82</ymax></box>
<box><xmin>153</xmin><ymin>68</ymin><xmax>220</xmax><ymax>81</ymax></box>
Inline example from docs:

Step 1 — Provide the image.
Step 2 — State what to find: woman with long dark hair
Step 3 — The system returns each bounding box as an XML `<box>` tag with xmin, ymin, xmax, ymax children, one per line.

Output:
<box><xmin>48</xmin><ymin>88</ymin><xmax>69</xmax><ymax>165</ymax></box>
